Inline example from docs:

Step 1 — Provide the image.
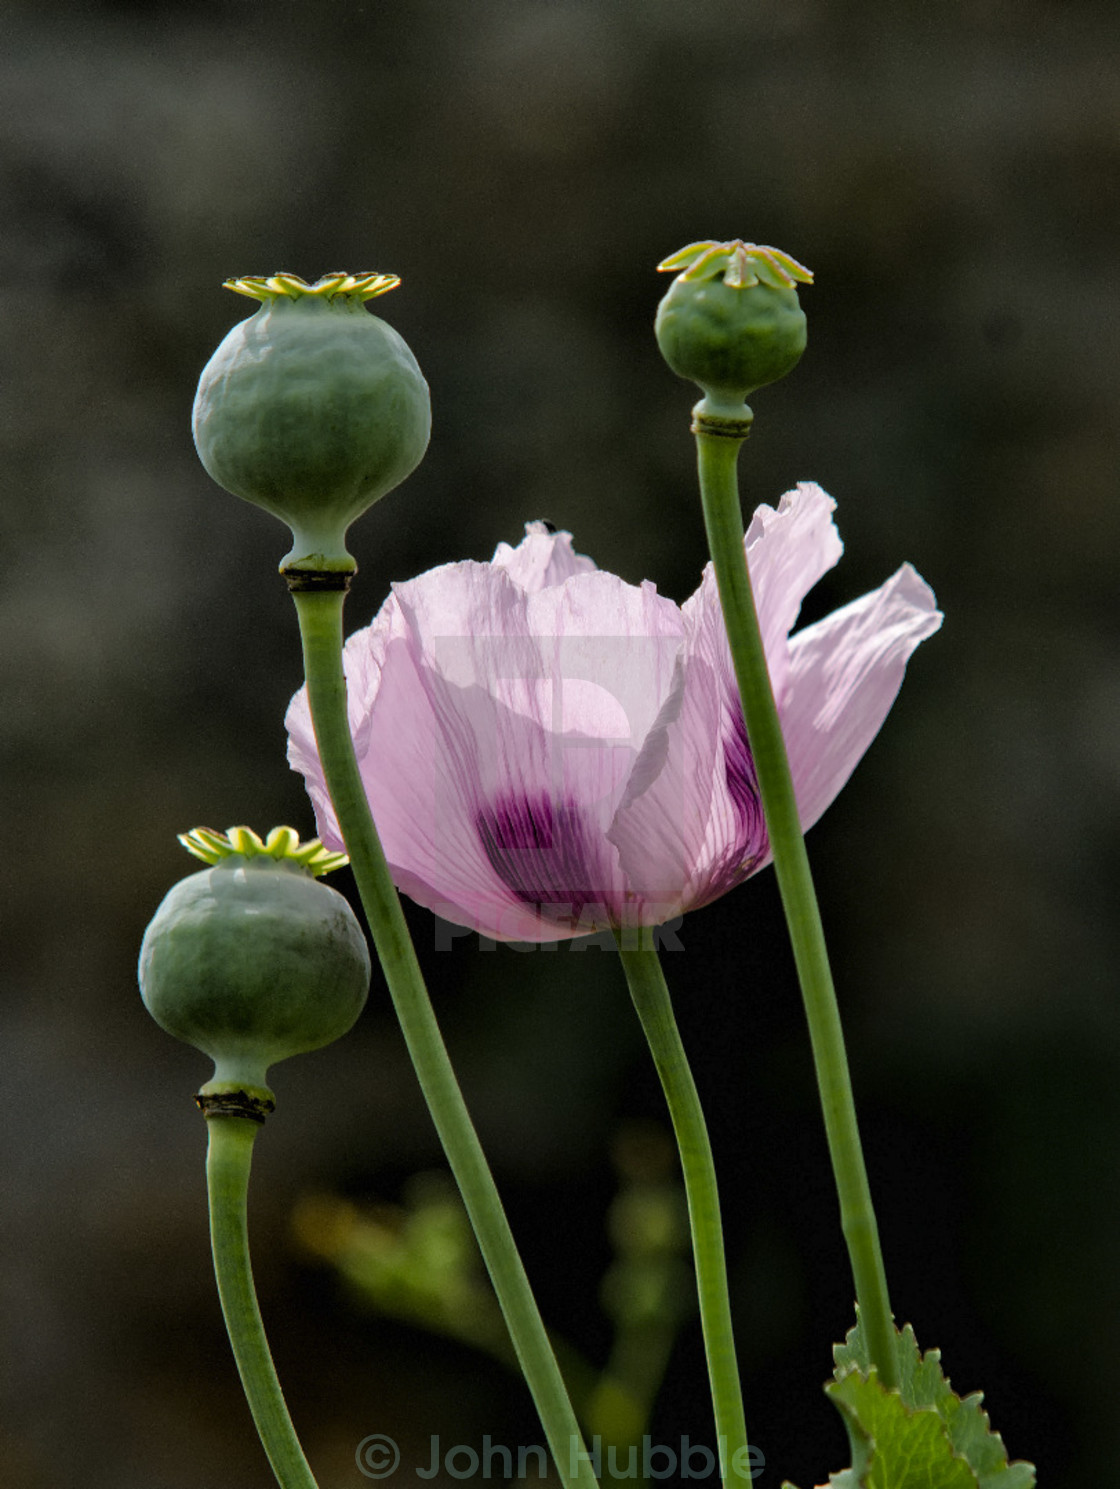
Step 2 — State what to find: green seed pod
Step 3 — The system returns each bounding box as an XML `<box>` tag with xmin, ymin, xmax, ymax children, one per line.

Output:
<box><xmin>654</xmin><ymin>241</ymin><xmax>813</xmax><ymax>419</ymax></box>
<box><xmin>139</xmin><ymin>827</ymin><xmax>371</xmax><ymax>1103</ymax></box>
<box><xmin>192</xmin><ymin>273</ymin><xmax>431</xmax><ymax>574</ymax></box>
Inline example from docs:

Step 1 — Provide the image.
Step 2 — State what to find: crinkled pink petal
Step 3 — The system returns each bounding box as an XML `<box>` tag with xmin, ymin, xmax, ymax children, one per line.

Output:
<box><xmin>289</xmin><ymin>528</ymin><xmax>687</xmax><ymax>942</ymax></box>
<box><xmin>741</xmin><ymin>481</ymin><xmax>843</xmax><ymax>702</ymax></box>
<box><xmin>782</xmin><ymin>563</ymin><xmax>943</xmax><ymax>832</ymax></box>
<box><xmin>371</xmin><ymin>647</ymin><xmax>583</xmax><ymax>942</ymax></box>
<box><xmin>288</xmin><ymin>500</ymin><xmax>941</xmax><ymax>941</ymax></box>
<box><xmin>491</xmin><ymin>520</ymin><xmax>597</xmax><ymax>593</ymax></box>
<box><xmin>606</xmin><ymin>651</ymin><xmax>730</xmax><ymax>918</ymax></box>
<box><xmin>385</xmin><ymin>563</ymin><xmax>684</xmax><ymax>939</ymax></box>
<box><xmin>612</xmin><ymin>483</ymin><xmax>938</xmax><ymax>913</ymax></box>
<box><xmin>287</xmin><ymin>583</ymin><xmax>550</xmax><ymax>940</ymax></box>
<box><xmin>624</xmin><ymin>481</ymin><xmax>841</xmax><ymax>907</ymax></box>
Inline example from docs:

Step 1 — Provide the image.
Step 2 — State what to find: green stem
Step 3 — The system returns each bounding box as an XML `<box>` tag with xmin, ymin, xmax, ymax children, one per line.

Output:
<box><xmin>693</xmin><ymin>423</ymin><xmax>898</xmax><ymax>1388</ymax></box>
<box><xmin>290</xmin><ymin>584</ymin><xmax>598</xmax><ymax>1487</ymax></box>
<box><xmin>616</xmin><ymin>938</ymin><xmax>750</xmax><ymax>1485</ymax></box>
<box><xmin>206</xmin><ymin>1113</ymin><xmax>319</xmax><ymax>1489</ymax></box>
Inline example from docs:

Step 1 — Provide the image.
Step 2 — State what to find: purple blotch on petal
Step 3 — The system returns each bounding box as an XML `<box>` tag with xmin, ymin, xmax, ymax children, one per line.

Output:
<box><xmin>723</xmin><ymin>710</ymin><xmax>769</xmax><ymax>875</ymax></box>
<box><xmin>476</xmin><ymin>791</ymin><xmax>607</xmax><ymax>930</ymax></box>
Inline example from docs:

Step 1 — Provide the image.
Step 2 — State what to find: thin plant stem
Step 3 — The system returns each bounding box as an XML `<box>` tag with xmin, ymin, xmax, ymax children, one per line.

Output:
<box><xmin>291</xmin><ymin>584</ymin><xmax>599</xmax><ymax>1487</ymax></box>
<box><xmin>206</xmin><ymin>1113</ymin><xmax>319</xmax><ymax>1489</ymax></box>
<box><xmin>616</xmin><ymin>937</ymin><xmax>751</xmax><ymax>1485</ymax></box>
<box><xmin>693</xmin><ymin>426</ymin><xmax>898</xmax><ymax>1387</ymax></box>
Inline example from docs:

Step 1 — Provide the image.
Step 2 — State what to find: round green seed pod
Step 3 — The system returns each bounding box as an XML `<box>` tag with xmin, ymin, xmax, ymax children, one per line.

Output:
<box><xmin>138</xmin><ymin>828</ymin><xmax>371</xmax><ymax>1098</ymax></box>
<box><xmin>654</xmin><ymin>241</ymin><xmax>813</xmax><ymax>418</ymax></box>
<box><xmin>192</xmin><ymin>272</ymin><xmax>431</xmax><ymax>573</ymax></box>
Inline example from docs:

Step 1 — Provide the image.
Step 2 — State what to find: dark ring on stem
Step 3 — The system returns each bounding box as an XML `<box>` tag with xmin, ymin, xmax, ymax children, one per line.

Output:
<box><xmin>283</xmin><ymin>569</ymin><xmax>354</xmax><ymax>593</ymax></box>
<box><xmin>691</xmin><ymin>412</ymin><xmax>755</xmax><ymax>440</ymax></box>
<box><xmin>196</xmin><ymin>1089</ymin><xmax>276</xmax><ymax>1124</ymax></box>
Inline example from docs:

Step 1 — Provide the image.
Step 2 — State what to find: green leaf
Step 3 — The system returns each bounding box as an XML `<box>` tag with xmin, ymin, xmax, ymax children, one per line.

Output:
<box><xmin>829</xmin><ymin>1368</ymin><xmax>978</xmax><ymax>1488</ymax></box>
<box><xmin>783</xmin><ymin>1319</ymin><xmax>1036</xmax><ymax>1489</ymax></box>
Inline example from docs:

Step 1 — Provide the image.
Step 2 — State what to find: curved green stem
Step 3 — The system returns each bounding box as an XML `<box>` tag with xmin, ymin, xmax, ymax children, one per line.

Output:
<box><xmin>616</xmin><ymin>938</ymin><xmax>751</xmax><ymax>1484</ymax></box>
<box><xmin>693</xmin><ymin>425</ymin><xmax>898</xmax><ymax>1388</ymax></box>
<box><xmin>206</xmin><ymin>1113</ymin><xmax>318</xmax><ymax>1489</ymax></box>
<box><xmin>290</xmin><ymin>584</ymin><xmax>598</xmax><ymax>1488</ymax></box>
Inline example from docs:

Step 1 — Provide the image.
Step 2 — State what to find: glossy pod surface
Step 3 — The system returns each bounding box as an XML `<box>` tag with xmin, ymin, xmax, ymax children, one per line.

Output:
<box><xmin>656</xmin><ymin>275</ymin><xmax>806</xmax><ymax>411</ymax></box>
<box><xmin>139</xmin><ymin>857</ymin><xmax>371</xmax><ymax>1091</ymax></box>
<box><xmin>193</xmin><ymin>290</ymin><xmax>430</xmax><ymax>570</ymax></box>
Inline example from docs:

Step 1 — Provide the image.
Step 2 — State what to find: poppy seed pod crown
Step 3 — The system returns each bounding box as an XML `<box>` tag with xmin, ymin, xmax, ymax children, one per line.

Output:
<box><xmin>192</xmin><ymin>273</ymin><xmax>431</xmax><ymax>574</ymax></box>
<box><xmin>654</xmin><ymin>241</ymin><xmax>813</xmax><ymax>419</ymax></box>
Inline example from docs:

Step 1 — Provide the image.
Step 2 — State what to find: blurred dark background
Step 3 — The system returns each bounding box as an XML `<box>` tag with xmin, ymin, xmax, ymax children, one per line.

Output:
<box><xmin>2</xmin><ymin>0</ymin><xmax>1117</xmax><ymax>1484</ymax></box>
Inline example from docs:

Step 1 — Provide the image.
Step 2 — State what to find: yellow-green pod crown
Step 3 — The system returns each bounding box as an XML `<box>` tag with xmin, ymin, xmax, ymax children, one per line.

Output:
<box><xmin>192</xmin><ymin>273</ymin><xmax>431</xmax><ymax>573</ymax></box>
<box><xmin>138</xmin><ymin>828</ymin><xmax>371</xmax><ymax>1099</ymax></box>
<box><xmin>654</xmin><ymin>241</ymin><xmax>813</xmax><ymax>418</ymax></box>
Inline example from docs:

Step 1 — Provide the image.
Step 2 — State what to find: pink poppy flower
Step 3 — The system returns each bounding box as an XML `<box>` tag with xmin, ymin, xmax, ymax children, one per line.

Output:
<box><xmin>286</xmin><ymin>483</ymin><xmax>941</xmax><ymax>942</ymax></box>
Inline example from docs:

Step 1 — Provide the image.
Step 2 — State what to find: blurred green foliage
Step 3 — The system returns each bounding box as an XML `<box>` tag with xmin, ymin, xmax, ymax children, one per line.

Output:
<box><xmin>294</xmin><ymin>1124</ymin><xmax>691</xmax><ymax>1478</ymax></box>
